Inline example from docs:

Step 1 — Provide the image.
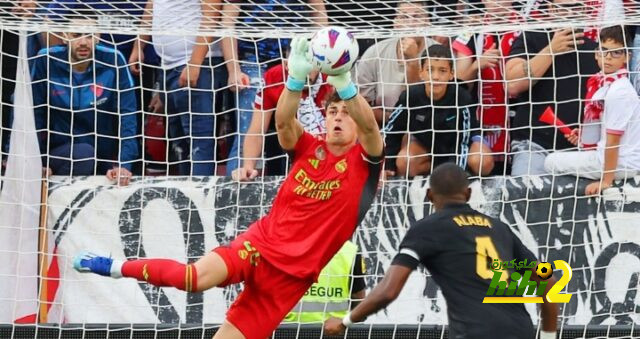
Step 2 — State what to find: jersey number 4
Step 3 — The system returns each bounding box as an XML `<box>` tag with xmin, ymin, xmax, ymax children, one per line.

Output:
<box><xmin>476</xmin><ymin>236</ymin><xmax>507</xmax><ymax>282</ymax></box>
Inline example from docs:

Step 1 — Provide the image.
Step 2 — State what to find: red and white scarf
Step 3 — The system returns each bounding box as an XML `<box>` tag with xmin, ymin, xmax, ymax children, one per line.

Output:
<box><xmin>584</xmin><ymin>68</ymin><xmax>628</xmax><ymax>122</ymax></box>
<box><xmin>581</xmin><ymin>68</ymin><xmax>628</xmax><ymax>148</ymax></box>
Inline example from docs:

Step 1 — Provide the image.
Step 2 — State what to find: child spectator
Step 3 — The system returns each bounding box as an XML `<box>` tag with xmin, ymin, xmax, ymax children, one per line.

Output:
<box><xmin>545</xmin><ymin>26</ymin><xmax>640</xmax><ymax>194</ymax></box>
<box><xmin>31</xmin><ymin>17</ymin><xmax>139</xmax><ymax>185</ymax></box>
<box><xmin>232</xmin><ymin>63</ymin><xmax>332</xmax><ymax>180</ymax></box>
<box><xmin>384</xmin><ymin>44</ymin><xmax>494</xmax><ymax>177</ymax></box>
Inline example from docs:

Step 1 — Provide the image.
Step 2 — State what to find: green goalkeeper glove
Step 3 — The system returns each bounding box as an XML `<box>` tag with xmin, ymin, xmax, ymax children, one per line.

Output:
<box><xmin>286</xmin><ymin>37</ymin><xmax>313</xmax><ymax>92</ymax></box>
<box><xmin>327</xmin><ymin>71</ymin><xmax>357</xmax><ymax>101</ymax></box>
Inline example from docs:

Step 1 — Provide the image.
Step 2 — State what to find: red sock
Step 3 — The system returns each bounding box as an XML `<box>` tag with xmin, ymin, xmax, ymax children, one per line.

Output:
<box><xmin>121</xmin><ymin>259</ymin><xmax>198</xmax><ymax>292</ymax></box>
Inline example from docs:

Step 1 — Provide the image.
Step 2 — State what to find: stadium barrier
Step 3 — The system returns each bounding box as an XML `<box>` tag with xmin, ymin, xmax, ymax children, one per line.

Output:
<box><xmin>34</xmin><ymin>175</ymin><xmax>640</xmax><ymax>327</ymax></box>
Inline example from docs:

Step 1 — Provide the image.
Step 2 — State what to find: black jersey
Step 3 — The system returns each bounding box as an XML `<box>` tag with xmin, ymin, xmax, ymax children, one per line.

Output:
<box><xmin>384</xmin><ymin>84</ymin><xmax>481</xmax><ymax>172</ymax></box>
<box><xmin>509</xmin><ymin>30</ymin><xmax>598</xmax><ymax>151</ymax></box>
<box><xmin>393</xmin><ymin>203</ymin><xmax>537</xmax><ymax>339</ymax></box>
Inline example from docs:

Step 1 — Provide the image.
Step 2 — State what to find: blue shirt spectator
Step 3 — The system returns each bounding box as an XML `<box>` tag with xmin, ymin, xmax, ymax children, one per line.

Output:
<box><xmin>31</xmin><ymin>30</ymin><xmax>138</xmax><ymax>183</ymax></box>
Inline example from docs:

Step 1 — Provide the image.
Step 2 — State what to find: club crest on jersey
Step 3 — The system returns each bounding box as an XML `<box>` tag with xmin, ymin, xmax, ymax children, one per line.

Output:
<box><xmin>315</xmin><ymin>146</ymin><xmax>326</xmax><ymax>160</ymax></box>
<box><xmin>91</xmin><ymin>84</ymin><xmax>104</xmax><ymax>97</ymax></box>
<box><xmin>335</xmin><ymin>159</ymin><xmax>347</xmax><ymax>173</ymax></box>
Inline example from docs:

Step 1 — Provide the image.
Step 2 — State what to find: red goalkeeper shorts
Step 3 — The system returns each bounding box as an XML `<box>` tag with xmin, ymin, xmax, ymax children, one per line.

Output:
<box><xmin>213</xmin><ymin>236</ymin><xmax>314</xmax><ymax>339</ymax></box>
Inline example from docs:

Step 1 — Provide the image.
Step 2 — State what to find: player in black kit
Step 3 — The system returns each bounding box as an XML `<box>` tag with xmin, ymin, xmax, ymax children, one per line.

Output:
<box><xmin>324</xmin><ymin>163</ymin><xmax>559</xmax><ymax>339</ymax></box>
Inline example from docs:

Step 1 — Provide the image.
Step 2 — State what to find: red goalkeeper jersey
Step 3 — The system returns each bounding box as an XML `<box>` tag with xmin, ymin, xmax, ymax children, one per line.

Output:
<box><xmin>243</xmin><ymin>132</ymin><xmax>382</xmax><ymax>279</ymax></box>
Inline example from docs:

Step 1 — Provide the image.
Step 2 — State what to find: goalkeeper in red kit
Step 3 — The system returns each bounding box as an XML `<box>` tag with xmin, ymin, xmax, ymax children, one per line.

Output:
<box><xmin>73</xmin><ymin>36</ymin><xmax>383</xmax><ymax>339</ymax></box>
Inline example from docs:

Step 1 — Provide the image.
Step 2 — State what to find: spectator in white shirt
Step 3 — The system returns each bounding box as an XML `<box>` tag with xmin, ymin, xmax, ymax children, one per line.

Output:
<box><xmin>545</xmin><ymin>26</ymin><xmax>640</xmax><ymax>195</ymax></box>
<box><xmin>355</xmin><ymin>1</ymin><xmax>436</xmax><ymax>126</ymax></box>
<box><xmin>129</xmin><ymin>0</ymin><xmax>229</xmax><ymax>176</ymax></box>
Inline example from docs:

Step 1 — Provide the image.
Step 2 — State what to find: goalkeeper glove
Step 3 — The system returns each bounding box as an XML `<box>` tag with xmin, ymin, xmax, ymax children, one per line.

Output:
<box><xmin>286</xmin><ymin>37</ymin><xmax>313</xmax><ymax>92</ymax></box>
<box><xmin>327</xmin><ymin>71</ymin><xmax>357</xmax><ymax>101</ymax></box>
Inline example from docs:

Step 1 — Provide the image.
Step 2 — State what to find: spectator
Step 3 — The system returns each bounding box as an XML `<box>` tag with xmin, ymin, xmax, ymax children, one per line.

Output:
<box><xmin>452</xmin><ymin>0</ymin><xmax>522</xmax><ymax>173</ymax></box>
<box><xmin>428</xmin><ymin>0</ymin><xmax>469</xmax><ymax>25</ymax></box>
<box><xmin>284</xmin><ymin>241</ymin><xmax>366</xmax><ymax>323</ymax></box>
<box><xmin>31</xmin><ymin>17</ymin><xmax>138</xmax><ymax>185</ymax></box>
<box><xmin>325</xmin><ymin>0</ymin><xmax>397</xmax><ymax>54</ymax></box>
<box><xmin>630</xmin><ymin>26</ymin><xmax>640</xmax><ymax>93</ymax></box>
<box><xmin>384</xmin><ymin>44</ymin><xmax>494</xmax><ymax>178</ymax></box>
<box><xmin>232</xmin><ymin>62</ymin><xmax>332</xmax><ymax>180</ymax></box>
<box><xmin>356</xmin><ymin>1</ymin><xmax>436</xmax><ymax>125</ymax></box>
<box><xmin>129</xmin><ymin>0</ymin><xmax>227</xmax><ymax>176</ymax></box>
<box><xmin>223</xmin><ymin>0</ymin><xmax>327</xmax><ymax>175</ymax></box>
<box><xmin>505</xmin><ymin>0</ymin><xmax>599</xmax><ymax>176</ymax></box>
<box><xmin>545</xmin><ymin>26</ymin><xmax>640</xmax><ymax>195</ymax></box>
<box><xmin>41</xmin><ymin>0</ymin><xmax>165</xmax><ymax>176</ymax></box>
<box><xmin>41</xmin><ymin>0</ymin><xmax>154</xmax><ymax>61</ymax></box>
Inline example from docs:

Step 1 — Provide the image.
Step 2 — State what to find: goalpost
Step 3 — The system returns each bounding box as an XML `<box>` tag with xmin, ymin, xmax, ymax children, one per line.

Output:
<box><xmin>1</xmin><ymin>0</ymin><xmax>640</xmax><ymax>338</ymax></box>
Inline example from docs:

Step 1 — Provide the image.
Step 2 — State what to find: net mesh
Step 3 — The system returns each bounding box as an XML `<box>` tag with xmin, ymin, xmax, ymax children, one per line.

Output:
<box><xmin>0</xmin><ymin>1</ymin><xmax>638</xmax><ymax>36</ymax></box>
<box><xmin>0</xmin><ymin>0</ymin><xmax>640</xmax><ymax>338</ymax></box>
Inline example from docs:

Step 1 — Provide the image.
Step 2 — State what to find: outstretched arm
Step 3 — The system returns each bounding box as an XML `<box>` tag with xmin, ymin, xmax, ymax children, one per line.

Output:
<box><xmin>275</xmin><ymin>37</ymin><xmax>313</xmax><ymax>151</ymax></box>
<box><xmin>275</xmin><ymin>88</ymin><xmax>304</xmax><ymax>151</ymax></box>
<box><xmin>324</xmin><ymin>264</ymin><xmax>412</xmax><ymax>334</ymax></box>
<box><xmin>344</xmin><ymin>94</ymin><xmax>384</xmax><ymax>157</ymax></box>
<box><xmin>328</xmin><ymin>72</ymin><xmax>383</xmax><ymax>157</ymax></box>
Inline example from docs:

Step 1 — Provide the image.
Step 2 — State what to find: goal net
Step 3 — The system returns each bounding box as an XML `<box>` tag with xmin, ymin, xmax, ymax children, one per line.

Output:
<box><xmin>1</xmin><ymin>0</ymin><xmax>640</xmax><ymax>338</ymax></box>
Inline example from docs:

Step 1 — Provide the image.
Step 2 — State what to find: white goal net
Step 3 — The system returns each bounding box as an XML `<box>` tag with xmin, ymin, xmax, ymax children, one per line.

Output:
<box><xmin>1</xmin><ymin>0</ymin><xmax>640</xmax><ymax>338</ymax></box>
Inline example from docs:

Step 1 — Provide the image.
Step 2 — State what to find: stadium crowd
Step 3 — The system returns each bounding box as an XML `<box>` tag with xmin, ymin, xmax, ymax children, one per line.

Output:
<box><xmin>1</xmin><ymin>0</ymin><xmax>640</xmax><ymax>190</ymax></box>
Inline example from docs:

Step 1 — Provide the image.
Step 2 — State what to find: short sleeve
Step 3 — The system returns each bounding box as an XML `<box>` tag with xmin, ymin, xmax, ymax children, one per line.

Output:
<box><xmin>255</xmin><ymin>69</ymin><xmax>281</xmax><ymax>112</ymax></box>
<box><xmin>603</xmin><ymin>91</ymin><xmax>636</xmax><ymax>135</ymax></box>
<box><xmin>391</xmin><ymin>222</ymin><xmax>438</xmax><ymax>269</ymax></box>
<box><xmin>383</xmin><ymin>90</ymin><xmax>409</xmax><ymax>170</ymax></box>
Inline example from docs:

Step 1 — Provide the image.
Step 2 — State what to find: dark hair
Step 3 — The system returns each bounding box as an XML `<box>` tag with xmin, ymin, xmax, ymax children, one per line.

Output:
<box><xmin>323</xmin><ymin>91</ymin><xmax>343</xmax><ymax>112</ymax></box>
<box><xmin>599</xmin><ymin>25</ymin><xmax>631</xmax><ymax>48</ymax></box>
<box><xmin>429</xmin><ymin>163</ymin><xmax>469</xmax><ymax>196</ymax></box>
<box><xmin>421</xmin><ymin>44</ymin><xmax>453</xmax><ymax>69</ymax></box>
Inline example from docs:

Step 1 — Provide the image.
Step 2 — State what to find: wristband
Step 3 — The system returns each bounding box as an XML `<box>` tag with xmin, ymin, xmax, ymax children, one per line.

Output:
<box><xmin>471</xmin><ymin>135</ymin><xmax>484</xmax><ymax>144</ymax></box>
<box><xmin>341</xmin><ymin>312</ymin><xmax>353</xmax><ymax>327</ymax></box>
<box><xmin>540</xmin><ymin>330</ymin><xmax>556</xmax><ymax>339</ymax></box>
<box><xmin>336</xmin><ymin>82</ymin><xmax>357</xmax><ymax>101</ymax></box>
<box><xmin>285</xmin><ymin>76</ymin><xmax>305</xmax><ymax>92</ymax></box>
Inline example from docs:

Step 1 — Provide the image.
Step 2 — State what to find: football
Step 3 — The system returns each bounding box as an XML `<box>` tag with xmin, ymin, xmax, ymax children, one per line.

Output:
<box><xmin>535</xmin><ymin>262</ymin><xmax>553</xmax><ymax>280</ymax></box>
<box><xmin>308</xmin><ymin>26</ymin><xmax>359</xmax><ymax>76</ymax></box>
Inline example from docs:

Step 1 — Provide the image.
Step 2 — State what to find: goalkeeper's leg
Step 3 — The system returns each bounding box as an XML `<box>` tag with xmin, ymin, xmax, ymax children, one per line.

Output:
<box><xmin>73</xmin><ymin>250</ymin><xmax>228</xmax><ymax>292</ymax></box>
